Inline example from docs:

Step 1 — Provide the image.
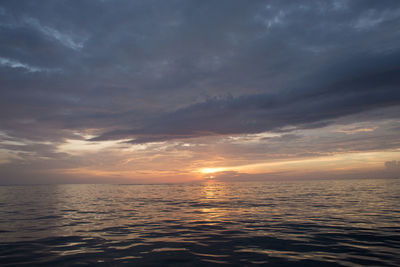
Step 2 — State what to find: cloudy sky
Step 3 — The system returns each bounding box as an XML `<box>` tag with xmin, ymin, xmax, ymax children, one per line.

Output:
<box><xmin>1</xmin><ymin>0</ymin><xmax>400</xmax><ymax>184</ymax></box>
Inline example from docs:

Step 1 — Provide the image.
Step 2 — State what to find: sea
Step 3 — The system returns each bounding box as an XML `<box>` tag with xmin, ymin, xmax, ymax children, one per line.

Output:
<box><xmin>0</xmin><ymin>178</ymin><xmax>399</xmax><ymax>266</ymax></box>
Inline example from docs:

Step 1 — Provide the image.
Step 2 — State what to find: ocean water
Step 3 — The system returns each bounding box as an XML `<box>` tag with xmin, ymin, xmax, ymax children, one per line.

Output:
<box><xmin>0</xmin><ymin>179</ymin><xmax>399</xmax><ymax>266</ymax></box>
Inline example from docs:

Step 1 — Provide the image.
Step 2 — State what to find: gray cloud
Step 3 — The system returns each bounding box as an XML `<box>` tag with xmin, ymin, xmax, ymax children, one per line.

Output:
<box><xmin>1</xmin><ymin>0</ymin><xmax>400</xmax><ymax>182</ymax></box>
<box><xmin>385</xmin><ymin>160</ymin><xmax>400</xmax><ymax>171</ymax></box>
<box><xmin>92</xmin><ymin>49</ymin><xmax>400</xmax><ymax>143</ymax></box>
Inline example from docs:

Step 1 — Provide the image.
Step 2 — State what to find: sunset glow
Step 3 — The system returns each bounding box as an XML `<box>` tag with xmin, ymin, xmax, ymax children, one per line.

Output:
<box><xmin>1</xmin><ymin>2</ymin><xmax>400</xmax><ymax>266</ymax></box>
<box><xmin>200</xmin><ymin>168</ymin><xmax>227</xmax><ymax>174</ymax></box>
<box><xmin>0</xmin><ymin>1</ymin><xmax>399</xmax><ymax>184</ymax></box>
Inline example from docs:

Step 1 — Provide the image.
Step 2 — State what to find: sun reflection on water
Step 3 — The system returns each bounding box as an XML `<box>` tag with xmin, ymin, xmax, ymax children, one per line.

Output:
<box><xmin>1</xmin><ymin>179</ymin><xmax>400</xmax><ymax>266</ymax></box>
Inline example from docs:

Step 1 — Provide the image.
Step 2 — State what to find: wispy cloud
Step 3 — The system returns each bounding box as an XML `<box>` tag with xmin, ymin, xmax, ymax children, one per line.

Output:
<box><xmin>0</xmin><ymin>57</ymin><xmax>54</xmax><ymax>72</ymax></box>
<box><xmin>24</xmin><ymin>17</ymin><xmax>86</xmax><ymax>51</ymax></box>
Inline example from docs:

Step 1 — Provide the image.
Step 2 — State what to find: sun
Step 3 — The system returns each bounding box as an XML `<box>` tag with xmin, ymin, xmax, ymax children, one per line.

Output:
<box><xmin>200</xmin><ymin>167</ymin><xmax>226</xmax><ymax>174</ymax></box>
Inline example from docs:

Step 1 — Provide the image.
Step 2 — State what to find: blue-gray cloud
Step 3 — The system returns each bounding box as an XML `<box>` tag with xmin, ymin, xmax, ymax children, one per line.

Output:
<box><xmin>92</xmin><ymin>49</ymin><xmax>400</xmax><ymax>143</ymax></box>
<box><xmin>0</xmin><ymin>0</ymin><xmax>400</xmax><ymax>144</ymax></box>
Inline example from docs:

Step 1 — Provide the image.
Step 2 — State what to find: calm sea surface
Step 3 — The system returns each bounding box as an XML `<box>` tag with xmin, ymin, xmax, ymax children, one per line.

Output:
<box><xmin>0</xmin><ymin>179</ymin><xmax>399</xmax><ymax>266</ymax></box>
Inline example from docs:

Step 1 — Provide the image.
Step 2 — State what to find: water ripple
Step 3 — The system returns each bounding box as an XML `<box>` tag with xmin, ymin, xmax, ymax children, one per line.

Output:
<box><xmin>0</xmin><ymin>179</ymin><xmax>400</xmax><ymax>266</ymax></box>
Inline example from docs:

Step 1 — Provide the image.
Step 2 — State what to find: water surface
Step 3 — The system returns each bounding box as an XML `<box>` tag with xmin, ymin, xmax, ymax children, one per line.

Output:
<box><xmin>0</xmin><ymin>179</ymin><xmax>399</xmax><ymax>266</ymax></box>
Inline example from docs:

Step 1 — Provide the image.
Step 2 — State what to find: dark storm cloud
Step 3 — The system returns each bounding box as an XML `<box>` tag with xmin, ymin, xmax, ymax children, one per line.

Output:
<box><xmin>1</xmin><ymin>0</ymin><xmax>400</xmax><ymax>145</ymax></box>
<box><xmin>94</xmin><ymin>50</ymin><xmax>400</xmax><ymax>143</ymax></box>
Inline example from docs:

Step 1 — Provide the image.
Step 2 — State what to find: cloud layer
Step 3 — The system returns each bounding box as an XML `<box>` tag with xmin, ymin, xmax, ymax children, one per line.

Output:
<box><xmin>1</xmin><ymin>0</ymin><xmax>400</xmax><ymax>183</ymax></box>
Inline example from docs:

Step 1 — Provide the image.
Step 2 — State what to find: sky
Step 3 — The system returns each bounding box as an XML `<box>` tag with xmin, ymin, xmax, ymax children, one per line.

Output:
<box><xmin>0</xmin><ymin>0</ymin><xmax>400</xmax><ymax>184</ymax></box>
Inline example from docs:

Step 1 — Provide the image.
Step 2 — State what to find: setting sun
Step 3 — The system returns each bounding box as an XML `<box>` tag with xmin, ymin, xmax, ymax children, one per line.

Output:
<box><xmin>199</xmin><ymin>167</ymin><xmax>227</xmax><ymax>174</ymax></box>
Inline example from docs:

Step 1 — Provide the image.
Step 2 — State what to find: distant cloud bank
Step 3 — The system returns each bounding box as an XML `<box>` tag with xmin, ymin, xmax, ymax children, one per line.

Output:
<box><xmin>385</xmin><ymin>161</ymin><xmax>400</xmax><ymax>171</ymax></box>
